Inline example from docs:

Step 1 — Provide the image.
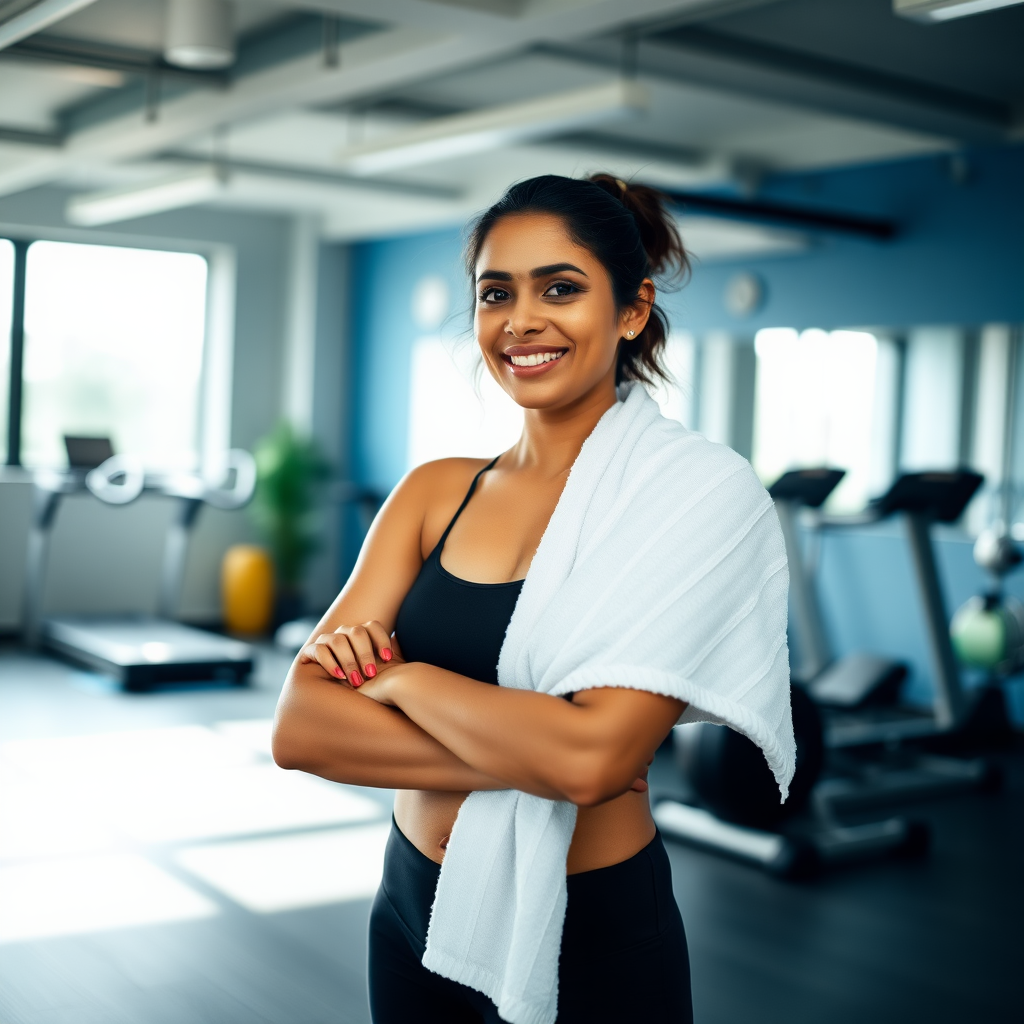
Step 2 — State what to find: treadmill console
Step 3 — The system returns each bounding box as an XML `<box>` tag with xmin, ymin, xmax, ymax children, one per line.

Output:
<box><xmin>769</xmin><ymin>468</ymin><xmax>846</xmax><ymax>509</ymax></box>
<box><xmin>64</xmin><ymin>435</ymin><xmax>114</xmax><ymax>470</ymax></box>
<box><xmin>870</xmin><ymin>470</ymin><xmax>983</xmax><ymax>523</ymax></box>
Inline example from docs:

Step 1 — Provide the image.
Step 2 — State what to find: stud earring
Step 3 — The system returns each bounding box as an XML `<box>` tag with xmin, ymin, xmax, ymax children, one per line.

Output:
<box><xmin>626</xmin><ymin>330</ymin><xmax>635</xmax><ymax>337</ymax></box>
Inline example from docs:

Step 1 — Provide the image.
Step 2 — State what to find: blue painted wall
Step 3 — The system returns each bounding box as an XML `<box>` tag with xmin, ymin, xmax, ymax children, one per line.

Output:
<box><xmin>350</xmin><ymin>228</ymin><xmax>465</xmax><ymax>497</ymax></box>
<box><xmin>346</xmin><ymin>143</ymin><xmax>1024</xmax><ymax>719</ymax></box>
<box><xmin>665</xmin><ymin>143</ymin><xmax>1024</xmax><ymax>335</ymax></box>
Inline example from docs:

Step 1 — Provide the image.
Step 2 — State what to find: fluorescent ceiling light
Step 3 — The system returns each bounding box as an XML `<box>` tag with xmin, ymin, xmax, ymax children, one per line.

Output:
<box><xmin>0</xmin><ymin>0</ymin><xmax>98</xmax><ymax>50</ymax></box>
<box><xmin>65</xmin><ymin>166</ymin><xmax>227</xmax><ymax>226</ymax></box>
<box><xmin>894</xmin><ymin>0</ymin><xmax>1024</xmax><ymax>20</ymax></box>
<box><xmin>337</xmin><ymin>79</ymin><xmax>650</xmax><ymax>176</ymax></box>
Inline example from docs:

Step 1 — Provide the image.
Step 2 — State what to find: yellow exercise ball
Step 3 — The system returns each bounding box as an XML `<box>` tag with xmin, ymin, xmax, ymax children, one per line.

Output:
<box><xmin>222</xmin><ymin>544</ymin><xmax>275</xmax><ymax>635</ymax></box>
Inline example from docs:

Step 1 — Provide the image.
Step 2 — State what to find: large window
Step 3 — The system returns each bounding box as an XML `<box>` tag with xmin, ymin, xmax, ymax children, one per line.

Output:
<box><xmin>650</xmin><ymin>332</ymin><xmax>697</xmax><ymax>428</ymax></box>
<box><xmin>752</xmin><ymin>328</ymin><xmax>894</xmax><ymax>512</ymax></box>
<box><xmin>6</xmin><ymin>240</ymin><xmax>208</xmax><ymax>470</ymax></box>
<box><xmin>0</xmin><ymin>240</ymin><xmax>12</xmax><ymax>460</ymax></box>
<box><xmin>407</xmin><ymin>337</ymin><xmax>523</xmax><ymax>469</ymax></box>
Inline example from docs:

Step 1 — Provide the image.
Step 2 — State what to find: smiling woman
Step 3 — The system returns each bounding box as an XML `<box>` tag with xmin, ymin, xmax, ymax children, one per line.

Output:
<box><xmin>272</xmin><ymin>174</ymin><xmax>794</xmax><ymax>1024</ymax></box>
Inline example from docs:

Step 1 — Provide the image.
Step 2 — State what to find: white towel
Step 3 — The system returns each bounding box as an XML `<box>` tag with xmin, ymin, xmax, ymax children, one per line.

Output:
<box><xmin>422</xmin><ymin>382</ymin><xmax>794</xmax><ymax>1024</ymax></box>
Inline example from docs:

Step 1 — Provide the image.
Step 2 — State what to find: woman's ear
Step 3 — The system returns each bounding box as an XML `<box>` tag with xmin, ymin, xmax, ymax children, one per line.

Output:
<box><xmin>620</xmin><ymin>279</ymin><xmax>655</xmax><ymax>338</ymax></box>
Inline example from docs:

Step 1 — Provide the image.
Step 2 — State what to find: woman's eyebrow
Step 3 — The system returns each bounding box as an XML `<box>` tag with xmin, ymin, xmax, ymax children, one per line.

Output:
<box><xmin>475</xmin><ymin>263</ymin><xmax>588</xmax><ymax>284</ymax></box>
<box><xmin>531</xmin><ymin>263</ymin><xmax>587</xmax><ymax>279</ymax></box>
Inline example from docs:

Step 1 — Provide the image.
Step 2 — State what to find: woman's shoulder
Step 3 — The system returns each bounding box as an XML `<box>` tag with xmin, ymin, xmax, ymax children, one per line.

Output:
<box><xmin>403</xmin><ymin>456</ymin><xmax>494</xmax><ymax>493</ymax></box>
<box><xmin>392</xmin><ymin>456</ymin><xmax>494</xmax><ymax>519</ymax></box>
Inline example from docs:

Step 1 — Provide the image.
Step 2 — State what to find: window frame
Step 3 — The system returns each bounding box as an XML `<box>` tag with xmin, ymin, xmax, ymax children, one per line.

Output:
<box><xmin>2</xmin><ymin>232</ymin><xmax>230</xmax><ymax>473</ymax></box>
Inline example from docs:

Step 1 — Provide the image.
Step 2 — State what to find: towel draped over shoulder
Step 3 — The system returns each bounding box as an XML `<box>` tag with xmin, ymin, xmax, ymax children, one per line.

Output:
<box><xmin>421</xmin><ymin>383</ymin><xmax>795</xmax><ymax>1024</ymax></box>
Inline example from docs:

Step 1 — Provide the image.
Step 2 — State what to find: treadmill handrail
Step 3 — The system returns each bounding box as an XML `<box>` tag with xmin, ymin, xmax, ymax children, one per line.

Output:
<box><xmin>22</xmin><ymin>449</ymin><xmax>257</xmax><ymax>644</ymax></box>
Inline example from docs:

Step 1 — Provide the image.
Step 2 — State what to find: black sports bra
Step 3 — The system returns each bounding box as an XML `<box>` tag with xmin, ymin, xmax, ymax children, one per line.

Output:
<box><xmin>394</xmin><ymin>457</ymin><xmax>523</xmax><ymax>685</ymax></box>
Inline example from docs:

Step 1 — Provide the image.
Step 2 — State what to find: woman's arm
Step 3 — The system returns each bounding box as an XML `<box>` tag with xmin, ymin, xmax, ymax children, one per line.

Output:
<box><xmin>358</xmin><ymin>662</ymin><xmax>685</xmax><ymax>806</ymax></box>
<box><xmin>273</xmin><ymin>669</ymin><xmax>507</xmax><ymax>790</ymax></box>
<box><xmin>272</xmin><ymin>458</ymin><xmax>506</xmax><ymax>792</ymax></box>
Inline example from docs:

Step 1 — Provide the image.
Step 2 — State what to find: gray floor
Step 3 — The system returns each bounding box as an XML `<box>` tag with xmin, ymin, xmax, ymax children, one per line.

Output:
<box><xmin>1</xmin><ymin>643</ymin><xmax>1021</xmax><ymax>1024</ymax></box>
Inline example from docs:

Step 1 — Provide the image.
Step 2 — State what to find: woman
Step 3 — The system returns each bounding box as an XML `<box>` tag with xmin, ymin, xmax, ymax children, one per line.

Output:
<box><xmin>273</xmin><ymin>174</ymin><xmax>794</xmax><ymax>1024</ymax></box>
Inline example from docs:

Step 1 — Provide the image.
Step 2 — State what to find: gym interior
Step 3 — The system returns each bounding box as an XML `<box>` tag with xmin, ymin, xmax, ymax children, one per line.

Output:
<box><xmin>0</xmin><ymin>1</ymin><xmax>1021</xmax><ymax>1021</ymax></box>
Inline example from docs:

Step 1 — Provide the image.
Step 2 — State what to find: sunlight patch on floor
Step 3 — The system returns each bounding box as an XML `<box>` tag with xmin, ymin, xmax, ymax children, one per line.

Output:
<box><xmin>0</xmin><ymin>724</ymin><xmax>384</xmax><ymax>847</ymax></box>
<box><xmin>0</xmin><ymin>722</ymin><xmax>390</xmax><ymax>941</ymax></box>
<box><xmin>0</xmin><ymin>853</ymin><xmax>219</xmax><ymax>943</ymax></box>
<box><xmin>177</xmin><ymin>822</ymin><xmax>392</xmax><ymax>912</ymax></box>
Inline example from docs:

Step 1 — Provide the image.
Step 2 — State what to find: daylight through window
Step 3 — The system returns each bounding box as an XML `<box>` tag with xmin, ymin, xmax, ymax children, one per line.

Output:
<box><xmin>21</xmin><ymin>241</ymin><xmax>208</xmax><ymax>470</ymax></box>
<box><xmin>0</xmin><ymin>240</ymin><xmax>13</xmax><ymax>460</ymax></box>
<box><xmin>752</xmin><ymin>327</ymin><xmax>885</xmax><ymax>512</ymax></box>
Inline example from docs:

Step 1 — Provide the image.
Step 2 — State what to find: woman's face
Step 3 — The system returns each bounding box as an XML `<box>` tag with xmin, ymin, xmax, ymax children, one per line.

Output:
<box><xmin>474</xmin><ymin>212</ymin><xmax>652</xmax><ymax>412</ymax></box>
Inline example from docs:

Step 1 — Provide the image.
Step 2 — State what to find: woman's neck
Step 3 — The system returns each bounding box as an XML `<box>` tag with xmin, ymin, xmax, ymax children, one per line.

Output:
<box><xmin>506</xmin><ymin>378</ymin><xmax>619</xmax><ymax>479</ymax></box>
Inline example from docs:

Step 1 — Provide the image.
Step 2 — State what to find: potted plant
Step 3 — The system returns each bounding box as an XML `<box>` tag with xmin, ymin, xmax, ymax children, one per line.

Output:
<box><xmin>249</xmin><ymin>421</ymin><xmax>332</xmax><ymax>625</ymax></box>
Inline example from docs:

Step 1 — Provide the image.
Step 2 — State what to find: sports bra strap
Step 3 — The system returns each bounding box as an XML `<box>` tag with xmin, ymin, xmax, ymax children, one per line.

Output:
<box><xmin>435</xmin><ymin>456</ymin><xmax>501</xmax><ymax>551</ymax></box>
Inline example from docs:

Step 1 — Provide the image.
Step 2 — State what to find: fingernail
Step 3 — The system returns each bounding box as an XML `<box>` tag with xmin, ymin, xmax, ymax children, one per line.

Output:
<box><xmin>333</xmin><ymin>667</ymin><xmax>345</xmax><ymax>679</ymax></box>
<box><xmin>365</xmin><ymin>664</ymin><xmax>377</xmax><ymax>678</ymax></box>
<box><xmin>381</xmin><ymin>648</ymin><xmax>393</xmax><ymax>662</ymax></box>
<box><xmin>350</xmin><ymin>671</ymin><xmax>363</xmax><ymax>687</ymax></box>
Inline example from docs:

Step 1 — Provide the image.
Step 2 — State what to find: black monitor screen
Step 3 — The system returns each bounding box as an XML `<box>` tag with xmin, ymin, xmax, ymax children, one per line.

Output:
<box><xmin>64</xmin><ymin>436</ymin><xmax>114</xmax><ymax>469</ymax></box>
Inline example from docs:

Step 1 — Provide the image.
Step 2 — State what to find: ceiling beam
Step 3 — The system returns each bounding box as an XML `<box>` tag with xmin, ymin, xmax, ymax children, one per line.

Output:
<box><xmin>0</xmin><ymin>34</ymin><xmax>229</xmax><ymax>87</ymax></box>
<box><xmin>161</xmin><ymin>151</ymin><xmax>464</xmax><ymax>200</ymax></box>
<box><xmin>0</xmin><ymin>0</ymin><xmax>98</xmax><ymax>51</ymax></box>
<box><xmin>663</xmin><ymin>27</ymin><xmax>1011</xmax><ymax>132</ymax></box>
<box><xmin>0</xmin><ymin>124</ymin><xmax>64</xmax><ymax>147</ymax></box>
<box><xmin>0</xmin><ymin>0</ymin><xmax>771</xmax><ymax>199</ymax></box>
<box><xmin>663</xmin><ymin>188</ymin><xmax>899</xmax><ymax>240</ymax></box>
<box><xmin>542</xmin><ymin>28</ymin><xmax>1013</xmax><ymax>143</ymax></box>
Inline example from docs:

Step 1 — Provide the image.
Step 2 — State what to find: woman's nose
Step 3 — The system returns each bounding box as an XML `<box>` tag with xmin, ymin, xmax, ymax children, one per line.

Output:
<box><xmin>505</xmin><ymin>300</ymin><xmax>545</xmax><ymax>338</ymax></box>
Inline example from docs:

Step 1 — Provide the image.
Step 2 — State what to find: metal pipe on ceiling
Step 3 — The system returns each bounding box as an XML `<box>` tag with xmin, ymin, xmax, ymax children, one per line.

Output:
<box><xmin>0</xmin><ymin>0</ymin><xmax>99</xmax><ymax>52</ymax></box>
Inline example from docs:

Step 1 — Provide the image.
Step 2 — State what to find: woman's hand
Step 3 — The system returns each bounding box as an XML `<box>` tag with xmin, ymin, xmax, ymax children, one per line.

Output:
<box><xmin>349</xmin><ymin>657</ymin><xmax>404</xmax><ymax>706</ymax></box>
<box><xmin>298</xmin><ymin>620</ymin><xmax>397</xmax><ymax>687</ymax></box>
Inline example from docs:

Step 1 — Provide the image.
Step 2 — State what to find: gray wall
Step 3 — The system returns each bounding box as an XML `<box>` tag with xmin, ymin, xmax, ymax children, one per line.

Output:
<box><xmin>0</xmin><ymin>188</ymin><xmax>348</xmax><ymax>630</ymax></box>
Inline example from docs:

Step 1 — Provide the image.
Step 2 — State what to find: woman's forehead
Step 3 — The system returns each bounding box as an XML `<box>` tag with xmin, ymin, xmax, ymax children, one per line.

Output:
<box><xmin>475</xmin><ymin>213</ymin><xmax>595</xmax><ymax>273</ymax></box>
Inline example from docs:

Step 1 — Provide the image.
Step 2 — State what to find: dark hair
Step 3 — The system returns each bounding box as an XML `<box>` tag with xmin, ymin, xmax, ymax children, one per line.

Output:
<box><xmin>464</xmin><ymin>173</ymin><xmax>689</xmax><ymax>386</ymax></box>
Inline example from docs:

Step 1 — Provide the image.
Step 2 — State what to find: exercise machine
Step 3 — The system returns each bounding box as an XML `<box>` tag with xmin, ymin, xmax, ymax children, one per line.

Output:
<box><xmin>653</xmin><ymin>682</ymin><xmax>928</xmax><ymax>879</ymax></box>
<box><xmin>776</xmin><ymin>469</ymin><xmax>1001</xmax><ymax>805</ymax></box>
<box><xmin>23</xmin><ymin>436</ymin><xmax>257</xmax><ymax>691</ymax></box>
<box><xmin>654</xmin><ymin>467</ymin><xmax>1000</xmax><ymax>876</ymax></box>
<box><xmin>770</xmin><ymin>468</ymin><xmax>908</xmax><ymax>708</ymax></box>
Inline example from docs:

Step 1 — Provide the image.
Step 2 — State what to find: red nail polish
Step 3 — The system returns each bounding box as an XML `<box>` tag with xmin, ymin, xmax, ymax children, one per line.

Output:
<box><xmin>333</xmin><ymin>667</ymin><xmax>345</xmax><ymax>679</ymax></box>
<box><xmin>350</xmin><ymin>671</ymin><xmax>363</xmax><ymax>687</ymax></box>
<box><xmin>365</xmin><ymin>664</ymin><xmax>377</xmax><ymax>678</ymax></box>
<box><xmin>381</xmin><ymin>648</ymin><xmax>393</xmax><ymax>662</ymax></box>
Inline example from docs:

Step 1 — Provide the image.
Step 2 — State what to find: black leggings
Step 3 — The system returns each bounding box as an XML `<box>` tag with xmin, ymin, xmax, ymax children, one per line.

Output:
<box><xmin>368</xmin><ymin>822</ymin><xmax>692</xmax><ymax>1023</ymax></box>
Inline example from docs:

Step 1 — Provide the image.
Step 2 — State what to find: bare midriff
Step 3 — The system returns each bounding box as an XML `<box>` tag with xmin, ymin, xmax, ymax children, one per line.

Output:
<box><xmin>393</xmin><ymin>787</ymin><xmax>656</xmax><ymax>874</ymax></box>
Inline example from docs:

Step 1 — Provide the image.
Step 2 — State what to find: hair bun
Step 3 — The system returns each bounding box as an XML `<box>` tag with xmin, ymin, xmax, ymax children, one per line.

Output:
<box><xmin>587</xmin><ymin>173</ymin><xmax>689</xmax><ymax>283</ymax></box>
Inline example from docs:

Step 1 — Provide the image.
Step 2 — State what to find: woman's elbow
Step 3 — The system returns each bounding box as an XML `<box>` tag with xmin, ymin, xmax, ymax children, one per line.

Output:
<box><xmin>270</xmin><ymin>717</ymin><xmax>307</xmax><ymax>771</ymax></box>
<box><xmin>559</xmin><ymin>755</ymin><xmax>636</xmax><ymax>808</ymax></box>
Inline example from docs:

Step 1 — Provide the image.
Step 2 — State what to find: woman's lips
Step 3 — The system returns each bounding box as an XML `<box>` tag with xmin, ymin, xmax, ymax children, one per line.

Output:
<box><xmin>501</xmin><ymin>347</ymin><xmax>568</xmax><ymax>377</ymax></box>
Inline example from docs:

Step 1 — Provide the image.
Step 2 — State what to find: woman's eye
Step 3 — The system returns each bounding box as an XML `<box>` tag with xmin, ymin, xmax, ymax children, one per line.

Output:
<box><xmin>479</xmin><ymin>287</ymin><xmax>510</xmax><ymax>303</ymax></box>
<box><xmin>544</xmin><ymin>281</ymin><xmax>578</xmax><ymax>298</ymax></box>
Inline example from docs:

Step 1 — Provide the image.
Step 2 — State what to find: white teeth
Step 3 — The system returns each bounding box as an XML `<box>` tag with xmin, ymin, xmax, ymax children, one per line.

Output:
<box><xmin>509</xmin><ymin>351</ymin><xmax>564</xmax><ymax>367</ymax></box>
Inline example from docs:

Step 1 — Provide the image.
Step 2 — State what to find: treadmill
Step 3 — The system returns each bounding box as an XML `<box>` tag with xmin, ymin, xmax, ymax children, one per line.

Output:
<box><xmin>772</xmin><ymin>467</ymin><xmax>999</xmax><ymax>807</ymax></box>
<box><xmin>23</xmin><ymin>436</ymin><xmax>257</xmax><ymax>692</ymax></box>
